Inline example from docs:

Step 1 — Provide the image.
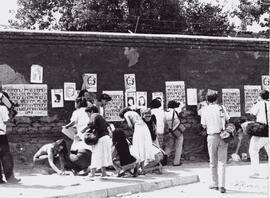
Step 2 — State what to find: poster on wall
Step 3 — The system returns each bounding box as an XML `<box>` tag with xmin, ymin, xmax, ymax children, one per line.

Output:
<box><xmin>262</xmin><ymin>75</ymin><xmax>270</xmax><ymax>92</ymax></box>
<box><xmin>244</xmin><ymin>85</ymin><xmax>261</xmax><ymax>113</ymax></box>
<box><xmin>103</xmin><ymin>91</ymin><xmax>124</xmax><ymax>122</ymax></box>
<box><xmin>30</xmin><ymin>64</ymin><xmax>43</xmax><ymax>83</ymax></box>
<box><xmin>222</xmin><ymin>89</ymin><xmax>241</xmax><ymax>117</ymax></box>
<box><xmin>152</xmin><ymin>92</ymin><xmax>164</xmax><ymax>109</ymax></box>
<box><xmin>136</xmin><ymin>92</ymin><xmax>147</xmax><ymax>109</ymax></box>
<box><xmin>51</xmin><ymin>89</ymin><xmax>64</xmax><ymax>108</ymax></box>
<box><xmin>187</xmin><ymin>88</ymin><xmax>197</xmax><ymax>106</ymax></box>
<box><xmin>124</xmin><ymin>74</ymin><xmax>136</xmax><ymax>92</ymax></box>
<box><xmin>125</xmin><ymin>91</ymin><xmax>136</xmax><ymax>109</ymax></box>
<box><xmin>81</xmin><ymin>73</ymin><xmax>97</xmax><ymax>92</ymax></box>
<box><xmin>64</xmin><ymin>82</ymin><xmax>76</xmax><ymax>101</ymax></box>
<box><xmin>165</xmin><ymin>81</ymin><xmax>186</xmax><ymax>106</ymax></box>
<box><xmin>2</xmin><ymin>84</ymin><xmax>47</xmax><ymax>116</ymax></box>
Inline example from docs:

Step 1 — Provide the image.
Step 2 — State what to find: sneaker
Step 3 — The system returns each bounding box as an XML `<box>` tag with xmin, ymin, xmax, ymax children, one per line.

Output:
<box><xmin>249</xmin><ymin>173</ymin><xmax>260</xmax><ymax>179</ymax></box>
<box><xmin>7</xmin><ymin>177</ymin><xmax>21</xmax><ymax>184</ymax></box>
<box><xmin>209</xmin><ymin>185</ymin><xmax>219</xmax><ymax>190</ymax></box>
<box><xmin>219</xmin><ymin>187</ymin><xmax>226</xmax><ymax>193</ymax></box>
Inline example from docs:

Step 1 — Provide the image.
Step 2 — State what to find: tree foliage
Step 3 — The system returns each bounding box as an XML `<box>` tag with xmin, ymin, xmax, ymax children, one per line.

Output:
<box><xmin>10</xmin><ymin>0</ymin><xmax>235</xmax><ymax>35</ymax></box>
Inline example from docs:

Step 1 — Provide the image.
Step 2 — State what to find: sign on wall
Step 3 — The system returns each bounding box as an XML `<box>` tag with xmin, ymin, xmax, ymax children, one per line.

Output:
<box><xmin>244</xmin><ymin>85</ymin><xmax>261</xmax><ymax>113</ymax></box>
<box><xmin>136</xmin><ymin>91</ymin><xmax>147</xmax><ymax>109</ymax></box>
<box><xmin>262</xmin><ymin>75</ymin><xmax>270</xmax><ymax>92</ymax></box>
<box><xmin>165</xmin><ymin>81</ymin><xmax>186</xmax><ymax>105</ymax></box>
<box><xmin>30</xmin><ymin>65</ymin><xmax>43</xmax><ymax>83</ymax></box>
<box><xmin>187</xmin><ymin>88</ymin><xmax>198</xmax><ymax>106</ymax></box>
<box><xmin>222</xmin><ymin>89</ymin><xmax>241</xmax><ymax>117</ymax></box>
<box><xmin>103</xmin><ymin>91</ymin><xmax>124</xmax><ymax>122</ymax></box>
<box><xmin>64</xmin><ymin>82</ymin><xmax>76</xmax><ymax>101</ymax></box>
<box><xmin>152</xmin><ymin>92</ymin><xmax>164</xmax><ymax>109</ymax></box>
<box><xmin>125</xmin><ymin>91</ymin><xmax>136</xmax><ymax>109</ymax></box>
<box><xmin>124</xmin><ymin>74</ymin><xmax>136</xmax><ymax>92</ymax></box>
<box><xmin>51</xmin><ymin>89</ymin><xmax>64</xmax><ymax>108</ymax></box>
<box><xmin>3</xmin><ymin>84</ymin><xmax>47</xmax><ymax>116</ymax></box>
<box><xmin>81</xmin><ymin>73</ymin><xmax>97</xmax><ymax>92</ymax></box>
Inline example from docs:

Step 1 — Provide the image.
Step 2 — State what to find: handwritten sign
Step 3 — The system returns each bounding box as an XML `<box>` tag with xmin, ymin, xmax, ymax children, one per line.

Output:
<box><xmin>187</xmin><ymin>88</ymin><xmax>198</xmax><ymax>105</ymax></box>
<box><xmin>262</xmin><ymin>75</ymin><xmax>270</xmax><ymax>92</ymax></box>
<box><xmin>165</xmin><ymin>81</ymin><xmax>186</xmax><ymax>105</ymax></box>
<box><xmin>222</xmin><ymin>89</ymin><xmax>241</xmax><ymax>117</ymax></box>
<box><xmin>124</xmin><ymin>74</ymin><xmax>136</xmax><ymax>91</ymax></box>
<box><xmin>244</xmin><ymin>85</ymin><xmax>261</xmax><ymax>113</ymax></box>
<box><xmin>152</xmin><ymin>92</ymin><xmax>164</xmax><ymax>109</ymax></box>
<box><xmin>103</xmin><ymin>91</ymin><xmax>124</xmax><ymax>122</ymax></box>
<box><xmin>2</xmin><ymin>84</ymin><xmax>47</xmax><ymax>116</ymax></box>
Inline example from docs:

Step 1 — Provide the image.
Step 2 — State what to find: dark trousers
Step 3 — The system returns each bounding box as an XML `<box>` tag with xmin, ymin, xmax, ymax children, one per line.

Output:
<box><xmin>0</xmin><ymin>144</ymin><xmax>14</xmax><ymax>181</ymax></box>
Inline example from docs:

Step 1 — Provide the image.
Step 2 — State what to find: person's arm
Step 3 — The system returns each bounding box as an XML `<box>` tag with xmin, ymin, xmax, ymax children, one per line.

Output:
<box><xmin>47</xmin><ymin>147</ymin><xmax>63</xmax><ymax>175</ymax></box>
<box><xmin>64</xmin><ymin>121</ymin><xmax>76</xmax><ymax>129</ymax></box>
<box><xmin>124</xmin><ymin>113</ymin><xmax>133</xmax><ymax>129</ymax></box>
<box><xmin>222</xmin><ymin>105</ymin><xmax>230</xmax><ymax>122</ymax></box>
<box><xmin>200</xmin><ymin>108</ymin><xmax>207</xmax><ymax>129</ymax></box>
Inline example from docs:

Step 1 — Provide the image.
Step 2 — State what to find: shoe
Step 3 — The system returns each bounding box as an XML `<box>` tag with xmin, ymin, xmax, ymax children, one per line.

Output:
<box><xmin>219</xmin><ymin>187</ymin><xmax>226</xmax><ymax>193</ymax></box>
<box><xmin>7</xmin><ymin>177</ymin><xmax>21</xmax><ymax>184</ymax></box>
<box><xmin>173</xmin><ymin>162</ymin><xmax>182</xmax><ymax>166</ymax></box>
<box><xmin>249</xmin><ymin>173</ymin><xmax>260</xmax><ymax>179</ymax></box>
<box><xmin>209</xmin><ymin>185</ymin><xmax>219</xmax><ymax>190</ymax></box>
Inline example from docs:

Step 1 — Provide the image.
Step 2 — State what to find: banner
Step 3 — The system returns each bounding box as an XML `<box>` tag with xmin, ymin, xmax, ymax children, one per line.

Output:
<box><xmin>2</xmin><ymin>84</ymin><xmax>47</xmax><ymax>116</ymax></box>
<box><xmin>51</xmin><ymin>89</ymin><xmax>64</xmax><ymax>108</ymax></box>
<box><xmin>222</xmin><ymin>89</ymin><xmax>241</xmax><ymax>117</ymax></box>
<box><xmin>103</xmin><ymin>91</ymin><xmax>124</xmax><ymax>122</ymax></box>
<box><xmin>152</xmin><ymin>92</ymin><xmax>164</xmax><ymax>109</ymax></box>
<box><xmin>125</xmin><ymin>91</ymin><xmax>136</xmax><ymax>109</ymax></box>
<box><xmin>262</xmin><ymin>75</ymin><xmax>270</xmax><ymax>92</ymax></box>
<box><xmin>124</xmin><ymin>74</ymin><xmax>136</xmax><ymax>92</ymax></box>
<box><xmin>187</xmin><ymin>88</ymin><xmax>197</xmax><ymax>106</ymax></box>
<box><xmin>165</xmin><ymin>81</ymin><xmax>186</xmax><ymax>105</ymax></box>
<box><xmin>136</xmin><ymin>91</ymin><xmax>147</xmax><ymax>109</ymax></box>
<box><xmin>81</xmin><ymin>73</ymin><xmax>97</xmax><ymax>92</ymax></box>
<box><xmin>244</xmin><ymin>85</ymin><xmax>261</xmax><ymax>113</ymax></box>
<box><xmin>64</xmin><ymin>82</ymin><xmax>76</xmax><ymax>101</ymax></box>
<box><xmin>30</xmin><ymin>64</ymin><xmax>43</xmax><ymax>83</ymax></box>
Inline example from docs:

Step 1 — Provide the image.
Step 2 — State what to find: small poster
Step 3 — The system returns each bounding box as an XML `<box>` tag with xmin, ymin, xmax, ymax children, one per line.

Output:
<box><xmin>51</xmin><ymin>89</ymin><xmax>64</xmax><ymax>108</ymax></box>
<box><xmin>136</xmin><ymin>91</ymin><xmax>147</xmax><ymax>109</ymax></box>
<box><xmin>165</xmin><ymin>81</ymin><xmax>186</xmax><ymax>105</ymax></box>
<box><xmin>30</xmin><ymin>64</ymin><xmax>43</xmax><ymax>83</ymax></box>
<box><xmin>124</xmin><ymin>74</ymin><xmax>136</xmax><ymax>92</ymax></box>
<box><xmin>103</xmin><ymin>91</ymin><xmax>124</xmax><ymax>122</ymax></box>
<box><xmin>222</xmin><ymin>89</ymin><xmax>241</xmax><ymax>117</ymax></box>
<box><xmin>152</xmin><ymin>92</ymin><xmax>164</xmax><ymax>109</ymax></box>
<box><xmin>64</xmin><ymin>82</ymin><xmax>76</xmax><ymax>101</ymax></box>
<box><xmin>244</xmin><ymin>85</ymin><xmax>261</xmax><ymax>113</ymax></box>
<box><xmin>262</xmin><ymin>75</ymin><xmax>270</xmax><ymax>92</ymax></box>
<box><xmin>125</xmin><ymin>91</ymin><xmax>136</xmax><ymax>109</ymax></box>
<box><xmin>82</xmin><ymin>73</ymin><xmax>97</xmax><ymax>92</ymax></box>
<box><xmin>2</xmin><ymin>84</ymin><xmax>47</xmax><ymax>116</ymax></box>
<box><xmin>187</xmin><ymin>88</ymin><xmax>198</xmax><ymax>106</ymax></box>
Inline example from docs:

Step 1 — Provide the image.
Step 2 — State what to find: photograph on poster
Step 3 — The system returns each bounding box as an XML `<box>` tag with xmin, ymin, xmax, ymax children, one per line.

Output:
<box><xmin>125</xmin><ymin>91</ymin><xmax>136</xmax><ymax>109</ymax></box>
<box><xmin>30</xmin><ymin>65</ymin><xmax>43</xmax><ymax>83</ymax></box>
<box><xmin>51</xmin><ymin>89</ymin><xmax>64</xmax><ymax>108</ymax></box>
<box><xmin>64</xmin><ymin>82</ymin><xmax>76</xmax><ymax>101</ymax></box>
<box><xmin>81</xmin><ymin>73</ymin><xmax>97</xmax><ymax>92</ymax></box>
<box><xmin>262</xmin><ymin>75</ymin><xmax>270</xmax><ymax>91</ymax></box>
<box><xmin>124</xmin><ymin>74</ymin><xmax>136</xmax><ymax>91</ymax></box>
<box><xmin>136</xmin><ymin>92</ymin><xmax>147</xmax><ymax>109</ymax></box>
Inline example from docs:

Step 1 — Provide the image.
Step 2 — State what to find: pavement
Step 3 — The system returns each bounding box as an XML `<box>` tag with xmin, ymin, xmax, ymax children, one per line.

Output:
<box><xmin>0</xmin><ymin>163</ymin><xmax>200</xmax><ymax>198</ymax></box>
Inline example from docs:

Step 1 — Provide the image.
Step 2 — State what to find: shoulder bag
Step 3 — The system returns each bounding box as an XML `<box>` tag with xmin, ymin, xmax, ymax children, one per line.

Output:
<box><xmin>168</xmin><ymin>110</ymin><xmax>186</xmax><ymax>138</ymax></box>
<box><xmin>219</xmin><ymin>105</ymin><xmax>235</xmax><ymax>143</ymax></box>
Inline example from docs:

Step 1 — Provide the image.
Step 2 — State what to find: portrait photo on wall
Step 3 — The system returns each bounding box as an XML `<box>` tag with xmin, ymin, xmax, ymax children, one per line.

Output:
<box><xmin>30</xmin><ymin>64</ymin><xmax>43</xmax><ymax>83</ymax></box>
<box><xmin>125</xmin><ymin>91</ymin><xmax>137</xmax><ymax>110</ymax></box>
<box><xmin>152</xmin><ymin>92</ymin><xmax>164</xmax><ymax>109</ymax></box>
<box><xmin>51</xmin><ymin>89</ymin><xmax>64</xmax><ymax>108</ymax></box>
<box><xmin>124</xmin><ymin>74</ymin><xmax>136</xmax><ymax>92</ymax></box>
<box><xmin>81</xmin><ymin>73</ymin><xmax>97</xmax><ymax>92</ymax></box>
<box><xmin>136</xmin><ymin>91</ymin><xmax>147</xmax><ymax>109</ymax></box>
<box><xmin>64</xmin><ymin>82</ymin><xmax>76</xmax><ymax>101</ymax></box>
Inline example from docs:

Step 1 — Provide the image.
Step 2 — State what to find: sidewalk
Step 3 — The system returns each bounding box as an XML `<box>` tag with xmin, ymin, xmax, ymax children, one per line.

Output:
<box><xmin>0</xmin><ymin>164</ymin><xmax>199</xmax><ymax>198</ymax></box>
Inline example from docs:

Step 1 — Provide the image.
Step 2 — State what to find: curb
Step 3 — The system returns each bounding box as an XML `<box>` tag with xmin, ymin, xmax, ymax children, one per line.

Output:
<box><xmin>47</xmin><ymin>174</ymin><xmax>199</xmax><ymax>198</ymax></box>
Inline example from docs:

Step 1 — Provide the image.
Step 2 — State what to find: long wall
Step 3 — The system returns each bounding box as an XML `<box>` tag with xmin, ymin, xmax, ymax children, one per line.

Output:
<box><xmin>0</xmin><ymin>30</ymin><xmax>268</xmax><ymax>163</ymax></box>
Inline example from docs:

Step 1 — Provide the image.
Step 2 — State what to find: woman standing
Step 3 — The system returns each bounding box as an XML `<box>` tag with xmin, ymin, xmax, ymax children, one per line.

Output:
<box><xmin>119</xmin><ymin>108</ymin><xmax>155</xmax><ymax>169</ymax></box>
<box><xmin>84</xmin><ymin>106</ymin><xmax>112</xmax><ymax>177</ymax></box>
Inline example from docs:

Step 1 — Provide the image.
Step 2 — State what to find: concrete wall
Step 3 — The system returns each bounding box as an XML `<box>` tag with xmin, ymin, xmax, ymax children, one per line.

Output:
<box><xmin>0</xmin><ymin>30</ymin><xmax>268</xmax><ymax>163</ymax></box>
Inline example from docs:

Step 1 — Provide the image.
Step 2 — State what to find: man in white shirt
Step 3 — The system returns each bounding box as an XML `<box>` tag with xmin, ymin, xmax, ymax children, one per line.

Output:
<box><xmin>201</xmin><ymin>93</ymin><xmax>230</xmax><ymax>193</ymax></box>
<box><xmin>249</xmin><ymin>90</ymin><xmax>269</xmax><ymax>178</ymax></box>
<box><xmin>0</xmin><ymin>105</ymin><xmax>20</xmax><ymax>184</ymax></box>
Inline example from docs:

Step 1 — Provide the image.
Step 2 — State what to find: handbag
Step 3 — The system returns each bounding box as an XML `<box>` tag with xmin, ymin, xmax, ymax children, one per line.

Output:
<box><xmin>219</xmin><ymin>105</ymin><xmax>235</xmax><ymax>143</ymax></box>
<box><xmin>168</xmin><ymin>110</ymin><xmax>186</xmax><ymax>138</ymax></box>
<box><xmin>246</xmin><ymin>102</ymin><xmax>269</xmax><ymax>137</ymax></box>
<box><xmin>84</xmin><ymin>126</ymin><xmax>98</xmax><ymax>145</ymax></box>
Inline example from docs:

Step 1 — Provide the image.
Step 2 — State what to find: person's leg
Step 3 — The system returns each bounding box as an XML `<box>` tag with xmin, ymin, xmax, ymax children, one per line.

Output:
<box><xmin>173</xmin><ymin>132</ymin><xmax>184</xmax><ymax>165</ymax></box>
<box><xmin>207</xmin><ymin>135</ymin><xmax>219</xmax><ymax>188</ymax></box>
<box><xmin>217</xmin><ymin>138</ymin><xmax>228</xmax><ymax>190</ymax></box>
<box><xmin>164</xmin><ymin>134</ymin><xmax>174</xmax><ymax>164</ymax></box>
<box><xmin>101</xmin><ymin>167</ymin><xmax>107</xmax><ymax>177</ymax></box>
<box><xmin>249</xmin><ymin>136</ymin><xmax>261</xmax><ymax>176</ymax></box>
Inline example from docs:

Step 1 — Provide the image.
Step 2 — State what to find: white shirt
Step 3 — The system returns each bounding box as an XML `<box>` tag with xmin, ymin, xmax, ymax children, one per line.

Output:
<box><xmin>0</xmin><ymin>105</ymin><xmax>9</xmax><ymax>135</ymax></box>
<box><xmin>151</xmin><ymin>108</ymin><xmax>165</xmax><ymax>134</ymax></box>
<box><xmin>201</xmin><ymin>104</ymin><xmax>230</xmax><ymax>135</ymax></box>
<box><xmin>250</xmin><ymin>100</ymin><xmax>270</xmax><ymax>124</ymax></box>
<box><xmin>164</xmin><ymin>107</ymin><xmax>182</xmax><ymax>131</ymax></box>
<box><xmin>70</xmin><ymin>107</ymin><xmax>89</xmax><ymax>139</ymax></box>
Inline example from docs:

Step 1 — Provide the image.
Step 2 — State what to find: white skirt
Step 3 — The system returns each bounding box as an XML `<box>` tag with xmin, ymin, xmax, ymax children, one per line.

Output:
<box><xmin>91</xmin><ymin>135</ymin><xmax>113</xmax><ymax>169</ymax></box>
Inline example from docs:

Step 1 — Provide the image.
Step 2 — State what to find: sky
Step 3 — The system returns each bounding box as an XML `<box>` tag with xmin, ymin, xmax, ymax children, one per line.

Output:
<box><xmin>0</xmin><ymin>0</ymin><xmax>268</xmax><ymax>32</ymax></box>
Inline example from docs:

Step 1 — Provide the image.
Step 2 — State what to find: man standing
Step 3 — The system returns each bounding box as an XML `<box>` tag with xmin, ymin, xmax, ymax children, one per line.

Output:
<box><xmin>0</xmin><ymin>104</ymin><xmax>20</xmax><ymax>184</ymax></box>
<box><xmin>201</xmin><ymin>93</ymin><xmax>230</xmax><ymax>193</ymax></box>
<box><xmin>249</xmin><ymin>90</ymin><xmax>269</xmax><ymax>178</ymax></box>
